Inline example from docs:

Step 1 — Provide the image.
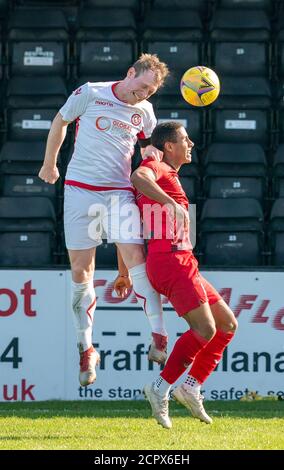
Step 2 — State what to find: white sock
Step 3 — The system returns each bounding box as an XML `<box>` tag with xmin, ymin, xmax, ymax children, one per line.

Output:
<box><xmin>71</xmin><ymin>280</ymin><xmax>96</xmax><ymax>352</ymax></box>
<box><xmin>129</xmin><ymin>263</ymin><xmax>167</xmax><ymax>336</ymax></box>
<box><xmin>153</xmin><ymin>375</ymin><xmax>171</xmax><ymax>397</ymax></box>
<box><xmin>183</xmin><ymin>375</ymin><xmax>201</xmax><ymax>395</ymax></box>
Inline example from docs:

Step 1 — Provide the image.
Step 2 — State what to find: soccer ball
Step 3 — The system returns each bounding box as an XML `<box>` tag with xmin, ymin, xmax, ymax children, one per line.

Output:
<box><xmin>180</xmin><ymin>66</ymin><xmax>220</xmax><ymax>107</ymax></box>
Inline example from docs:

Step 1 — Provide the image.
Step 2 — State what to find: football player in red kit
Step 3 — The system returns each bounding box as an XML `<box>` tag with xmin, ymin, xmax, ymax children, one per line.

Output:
<box><xmin>130</xmin><ymin>121</ymin><xmax>238</xmax><ymax>429</ymax></box>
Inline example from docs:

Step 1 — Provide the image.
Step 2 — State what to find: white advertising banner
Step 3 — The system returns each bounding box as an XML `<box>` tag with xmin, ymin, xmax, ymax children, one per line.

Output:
<box><xmin>0</xmin><ymin>270</ymin><xmax>283</xmax><ymax>401</ymax></box>
<box><xmin>0</xmin><ymin>271</ymin><xmax>66</xmax><ymax>401</ymax></box>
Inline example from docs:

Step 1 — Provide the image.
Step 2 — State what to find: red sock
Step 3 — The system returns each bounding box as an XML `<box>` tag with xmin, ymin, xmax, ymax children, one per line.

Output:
<box><xmin>152</xmin><ymin>332</ymin><xmax>168</xmax><ymax>351</ymax></box>
<box><xmin>161</xmin><ymin>329</ymin><xmax>209</xmax><ymax>384</ymax></box>
<box><xmin>189</xmin><ymin>329</ymin><xmax>235</xmax><ymax>384</ymax></box>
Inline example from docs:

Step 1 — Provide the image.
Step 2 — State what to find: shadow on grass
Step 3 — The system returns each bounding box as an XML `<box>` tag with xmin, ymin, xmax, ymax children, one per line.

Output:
<box><xmin>0</xmin><ymin>400</ymin><xmax>283</xmax><ymax>420</ymax></box>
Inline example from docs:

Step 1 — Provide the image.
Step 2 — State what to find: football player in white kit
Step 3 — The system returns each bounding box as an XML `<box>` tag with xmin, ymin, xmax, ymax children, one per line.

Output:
<box><xmin>39</xmin><ymin>54</ymin><xmax>170</xmax><ymax>386</ymax></box>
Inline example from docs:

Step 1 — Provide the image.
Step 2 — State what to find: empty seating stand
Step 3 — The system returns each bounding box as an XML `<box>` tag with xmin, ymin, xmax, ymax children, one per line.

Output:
<box><xmin>203</xmin><ymin>143</ymin><xmax>267</xmax><ymax>201</ymax></box>
<box><xmin>0</xmin><ymin>196</ymin><xmax>56</xmax><ymax>266</ymax></box>
<box><xmin>75</xmin><ymin>7</ymin><xmax>137</xmax><ymax>80</ymax></box>
<box><xmin>269</xmin><ymin>198</ymin><xmax>284</xmax><ymax>266</ymax></box>
<box><xmin>7</xmin><ymin>9</ymin><xmax>69</xmax><ymax>78</ymax></box>
<box><xmin>199</xmin><ymin>198</ymin><xmax>264</xmax><ymax>266</ymax></box>
<box><xmin>0</xmin><ymin>0</ymin><xmax>282</xmax><ymax>269</ymax></box>
<box><xmin>5</xmin><ymin>76</ymin><xmax>67</xmax><ymax>142</ymax></box>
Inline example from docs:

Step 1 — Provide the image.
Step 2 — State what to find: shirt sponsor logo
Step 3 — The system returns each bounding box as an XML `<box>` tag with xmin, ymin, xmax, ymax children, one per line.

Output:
<box><xmin>113</xmin><ymin>120</ymin><xmax>132</xmax><ymax>133</ymax></box>
<box><xmin>96</xmin><ymin>116</ymin><xmax>112</xmax><ymax>131</ymax></box>
<box><xmin>131</xmin><ymin>113</ymin><xmax>142</xmax><ymax>126</ymax></box>
<box><xmin>95</xmin><ymin>100</ymin><xmax>114</xmax><ymax>107</ymax></box>
<box><xmin>95</xmin><ymin>116</ymin><xmax>133</xmax><ymax>141</ymax></box>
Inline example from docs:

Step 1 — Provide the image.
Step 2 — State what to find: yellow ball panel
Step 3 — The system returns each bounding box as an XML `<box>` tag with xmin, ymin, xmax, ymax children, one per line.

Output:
<box><xmin>180</xmin><ymin>66</ymin><xmax>220</xmax><ymax>107</ymax></box>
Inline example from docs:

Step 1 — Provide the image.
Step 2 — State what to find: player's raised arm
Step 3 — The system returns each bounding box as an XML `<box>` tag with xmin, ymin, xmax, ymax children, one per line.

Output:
<box><xmin>39</xmin><ymin>82</ymin><xmax>91</xmax><ymax>184</ymax></box>
<box><xmin>131</xmin><ymin>165</ymin><xmax>188</xmax><ymax>227</ymax></box>
<box><xmin>131</xmin><ymin>166</ymin><xmax>175</xmax><ymax>208</ymax></box>
<box><xmin>38</xmin><ymin>112</ymin><xmax>69</xmax><ymax>184</ymax></box>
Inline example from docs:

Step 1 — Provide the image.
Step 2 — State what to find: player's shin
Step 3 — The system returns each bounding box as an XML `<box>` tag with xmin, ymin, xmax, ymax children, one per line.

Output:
<box><xmin>189</xmin><ymin>329</ymin><xmax>235</xmax><ymax>384</ymax></box>
<box><xmin>129</xmin><ymin>263</ymin><xmax>167</xmax><ymax>336</ymax></box>
<box><xmin>129</xmin><ymin>263</ymin><xmax>168</xmax><ymax>363</ymax></box>
<box><xmin>71</xmin><ymin>280</ymin><xmax>96</xmax><ymax>352</ymax></box>
<box><xmin>161</xmin><ymin>329</ymin><xmax>209</xmax><ymax>384</ymax></box>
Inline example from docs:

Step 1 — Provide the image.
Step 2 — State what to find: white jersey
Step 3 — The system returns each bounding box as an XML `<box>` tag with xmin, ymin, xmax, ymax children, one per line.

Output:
<box><xmin>60</xmin><ymin>81</ymin><xmax>157</xmax><ymax>188</ymax></box>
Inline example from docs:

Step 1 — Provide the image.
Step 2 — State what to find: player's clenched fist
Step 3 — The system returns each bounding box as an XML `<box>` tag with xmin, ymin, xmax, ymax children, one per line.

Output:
<box><xmin>38</xmin><ymin>165</ymin><xmax>60</xmax><ymax>184</ymax></box>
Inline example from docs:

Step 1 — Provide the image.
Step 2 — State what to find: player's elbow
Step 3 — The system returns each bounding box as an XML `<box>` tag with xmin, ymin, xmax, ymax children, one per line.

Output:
<box><xmin>130</xmin><ymin>170</ymin><xmax>142</xmax><ymax>188</ymax></box>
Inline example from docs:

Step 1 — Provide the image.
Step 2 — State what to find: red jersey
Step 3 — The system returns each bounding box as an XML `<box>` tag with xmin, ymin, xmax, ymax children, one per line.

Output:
<box><xmin>135</xmin><ymin>158</ymin><xmax>192</xmax><ymax>253</ymax></box>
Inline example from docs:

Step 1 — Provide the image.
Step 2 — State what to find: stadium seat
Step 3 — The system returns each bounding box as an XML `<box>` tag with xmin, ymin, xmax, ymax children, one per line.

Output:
<box><xmin>199</xmin><ymin>198</ymin><xmax>264</xmax><ymax>266</ymax></box>
<box><xmin>96</xmin><ymin>242</ymin><xmax>117</xmax><ymax>269</ymax></box>
<box><xmin>204</xmin><ymin>143</ymin><xmax>267</xmax><ymax>200</ymax></box>
<box><xmin>210</xmin><ymin>108</ymin><xmax>269</xmax><ymax>145</ymax></box>
<box><xmin>7</xmin><ymin>9</ymin><xmax>69</xmax><ymax>77</ymax></box>
<box><xmin>14</xmin><ymin>0</ymin><xmax>77</xmax><ymax>5</ymax></box>
<box><xmin>5</xmin><ymin>77</ymin><xmax>67</xmax><ymax>142</ymax></box>
<box><xmin>151</xmin><ymin>0</ymin><xmax>208</xmax><ymax>15</ymax></box>
<box><xmin>216</xmin><ymin>0</ymin><xmax>272</xmax><ymax>10</ymax></box>
<box><xmin>75</xmin><ymin>8</ymin><xmax>137</xmax><ymax>77</ymax></box>
<box><xmin>6</xmin><ymin>76</ymin><xmax>67</xmax><ymax>108</ymax></box>
<box><xmin>0</xmin><ymin>141</ymin><xmax>47</xmax><ymax>175</ymax></box>
<box><xmin>82</xmin><ymin>0</ymin><xmax>139</xmax><ymax>10</ymax></box>
<box><xmin>268</xmin><ymin>198</ymin><xmax>284</xmax><ymax>266</ymax></box>
<box><xmin>205</xmin><ymin>176</ymin><xmax>265</xmax><ymax>200</ymax></box>
<box><xmin>276</xmin><ymin>7</ymin><xmax>284</xmax><ymax>78</ymax></box>
<box><xmin>209</xmin><ymin>76</ymin><xmax>272</xmax><ymax>146</ymax></box>
<box><xmin>6</xmin><ymin>108</ymin><xmax>56</xmax><ymax>142</ymax></box>
<box><xmin>1</xmin><ymin>174</ymin><xmax>57</xmax><ymax>203</ymax></box>
<box><xmin>209</xmin><ymin>9</ymin><xmax>271</xmax><ymax>77</ymax></box>
<box><xmin>178</xmin><ymin>148</ymin><xmax>199</xmax><ymax>202</ymax></box>
<box><xmin>278</xmin><ymin>109</ymin><xmax>284</xmax><ymax>143</ymax></box>
<box><xmin>0</xmin><ymin>37</ymin><xmax>2</xmax><ymax>80</ymax></box>
<box><xmin>272</xmin><ymin>144</ymin><xmax>284</xmax><ymax>197</ymax></box>
<box><xmin>142</xmin><ymin>8</ymin><xmax>203</xmax><ymax>85</ymax></box>
<box><xmin>0</xmin><ymin>0</ymin><xmax>8</xmax><ymax>19</ymax></box>
<box><xmin>216</xmin><ymin>76</ymin><xmax>271</xmax><ymax>109</ymax></box>
<box><xmin>0</xmin><ymin>196</ymin><xmax>56</xmax><ymax>266</ymax></box>
<box><xmin>156</xmin><ymin>109</ymin><xmax>204</xmax><ymax>148</ymax></box>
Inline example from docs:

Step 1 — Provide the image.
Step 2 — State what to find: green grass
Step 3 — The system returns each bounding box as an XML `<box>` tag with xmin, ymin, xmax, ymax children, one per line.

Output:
<box><xmin>0</xmin><ymin>400</ymin><xmax>283</xmax><ymax>450</ymax></box>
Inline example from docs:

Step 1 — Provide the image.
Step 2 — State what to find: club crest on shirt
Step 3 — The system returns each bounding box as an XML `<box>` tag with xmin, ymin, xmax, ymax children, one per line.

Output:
<box><xmin>131</xmin><ymin>113</ymin><xmax>142</xmax><ymax>126</ymax></box>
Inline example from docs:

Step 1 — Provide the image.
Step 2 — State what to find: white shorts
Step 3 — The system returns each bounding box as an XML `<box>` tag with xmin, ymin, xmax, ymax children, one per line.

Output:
<box><xmin>64</xmin><ymin>185</ymin><xmax>143</xmax><ymax>250</ymax></box>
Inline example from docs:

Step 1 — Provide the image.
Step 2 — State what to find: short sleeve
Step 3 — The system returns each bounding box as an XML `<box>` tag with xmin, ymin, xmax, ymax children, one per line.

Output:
<box><xmin>59</xmin><ymin>82</ymin><xmax>92</xmax><ymax>122</ymax></box>
<box><xmin>140</xmin><ymin>157</ymin><xmax>162</xmax><ymax>180</ymax></box>
<box><xmin>137</xmin><ymin>102</ymin><xmax>157</xmax><ymax>140</ymax></box>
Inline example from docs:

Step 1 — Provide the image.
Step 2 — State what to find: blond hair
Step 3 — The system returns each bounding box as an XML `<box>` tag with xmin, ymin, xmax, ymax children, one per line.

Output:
<box><xmin>132</xmin><ymin>53</ymin><xmax>169</xmax><ymax>87</ymax></box>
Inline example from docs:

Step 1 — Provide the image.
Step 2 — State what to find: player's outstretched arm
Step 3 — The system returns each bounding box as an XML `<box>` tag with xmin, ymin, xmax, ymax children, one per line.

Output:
<box><xmin>38</xmin><ymin>112</ymin><xmax>69</xmax><ymax>184</ymax></box>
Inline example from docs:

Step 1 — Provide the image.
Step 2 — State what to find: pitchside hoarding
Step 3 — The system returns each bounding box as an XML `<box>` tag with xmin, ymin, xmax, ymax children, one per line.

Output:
<box><xmin>0</xmin><ymin>270</ymin><xmax>283</xmax><ymax>401</ymax></box>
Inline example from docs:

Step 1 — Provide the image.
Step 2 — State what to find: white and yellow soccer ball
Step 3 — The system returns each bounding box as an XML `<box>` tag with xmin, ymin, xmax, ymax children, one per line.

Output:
<box><xmin>180</xmin><ymin>66</ymin><xmax>220</xmax><ymax>107</ymax></box>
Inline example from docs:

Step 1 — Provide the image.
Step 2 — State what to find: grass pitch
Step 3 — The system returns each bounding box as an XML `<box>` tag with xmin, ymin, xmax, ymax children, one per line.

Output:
<box><xmin>0</xmin><ymin>400</ymin><xmax>283</xmax><ymax>450</ymax></box>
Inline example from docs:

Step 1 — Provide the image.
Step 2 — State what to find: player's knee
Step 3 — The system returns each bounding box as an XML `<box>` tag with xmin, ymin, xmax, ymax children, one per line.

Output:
<box><xmin>198</xmin><ymin>323</ymin><xmax>216</xmax><ymax>341</ymax></box>
<box><xmin>229</xmin><ymin>317</ymin><xmax>238</xmax><ymax>332</ymax></box>
<box><xmin>221</xmin><ymin>317</ymin><xmax>238</xmax><ymax>334</ymax></box>
<box><xmin>120</xmin><ymin>246</ymin><xmax>145</xmax><ymax>268</ymax></box>
<box><xmin>72</xmin><ymin>264</ymin><xmax>94</xmax><ymax>283</ymax></box>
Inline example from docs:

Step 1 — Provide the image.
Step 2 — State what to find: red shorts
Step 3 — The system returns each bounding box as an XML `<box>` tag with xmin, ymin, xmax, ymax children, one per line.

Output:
<box><xmin>146</xmin><ymin>251</ymin><xmax>221</xmax><ymax>317</ymax></box>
